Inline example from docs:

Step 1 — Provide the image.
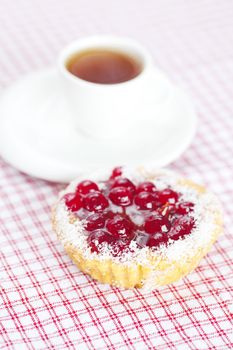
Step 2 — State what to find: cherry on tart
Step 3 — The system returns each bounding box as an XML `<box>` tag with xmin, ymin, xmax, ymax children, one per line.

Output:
<box><xmin>62</xmin><ymin>172</ymin><xmax>194</xmax><ymax>251</ymax></box>
<box><xmin>87</xmin><ymin>230</ymin><xmax>117</xmax><ymax>254</ymax></box>
<box><xmin>85</xmin><ymin>213</ymin><xmax>106</xmax><ymax>231</ymax></box>
<box><xmin>106</xmin><ymin>214</ymin><xmax>135</xmax><ymax>240</ymax></box>
<box><xmin>168</xmin><ymin>216</ymin><xmax>195</xmax><ymax>241</ymax></box>
<box><xmin>144</xmin><ymin>214</ymin><xmax>171</xmax><ymax>234</ymax></box>
<box><xmin>110</xmin><ymin>177</ymin><xmax>136</xmax><ymax>193</ymax></box>
<box><xmin>76</xmin><ymin>180</ymin><xmax>99</xmax><ymax>194</ymax></box>
<box><xmin>109</xmin><ymin>186</ymin><xmax>133</xmax><ymax>206</ymax></box>
<box><xmin>134</xmin><ymin>191</ymin><xmax>156</xmax><ymax>210</ymax></box>
<box><xmin>175</xmin><ymin>201</ymin><xmax>194</xmax><ymax>215</ymax></box>
<box><xmin>64</xmin><ymin>192</ymin><xmax>82</xmax><ymax>212</ymax></box>
<box><xmin>83</xmin><ymin>192</ymin><xmax>109</xmax><ymax>212</ymax></box>
<box><xmin>53</xmin><ymin>167</ymin><xmax>223</xmax><ymax>289</ymax></box>
<box><xmin>136</xmin><ymin>181</ymin><xmax>156</xmax><ymax>194</ymax></box>
<box><xmin>87</xmin><ymin>229</ymin><xmax>130</xmax><ymax>256</ymax></box>
<box><xmin>155</xmin><ymin>188</ymin><xmax>179</xmax><ymax>205</ymax></box>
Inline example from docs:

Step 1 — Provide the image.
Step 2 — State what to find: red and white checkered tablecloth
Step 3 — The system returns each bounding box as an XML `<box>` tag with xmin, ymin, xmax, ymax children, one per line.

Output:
<box><xmin>0</xmin><ymin>0</ymin><xmax>233</xmax><ymax>349</ymax></box>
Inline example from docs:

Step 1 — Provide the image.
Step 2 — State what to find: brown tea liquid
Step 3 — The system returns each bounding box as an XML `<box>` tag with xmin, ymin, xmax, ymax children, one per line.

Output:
<box><xmin>66</xmin><ymin>49</ymin><xmax>142</xmax><ymax>84</ymax></box>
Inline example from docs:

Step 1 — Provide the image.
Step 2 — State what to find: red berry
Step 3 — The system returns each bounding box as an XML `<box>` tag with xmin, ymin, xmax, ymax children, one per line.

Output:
<box><xmin>110</xmin><ymin>166</ymin><xmax>122</xmax><ymax>179</ymax></box>
<box><xmin>83</xmin><ymin>192</ymin><xmax>109</xmax><ymax>212</ymax></box>
<box><xmin>168</xmin><ymin>216</ymin><xmax>195</xmax><ymax>241</ymax></box>
<box><xmin>155</xmin><ymin>188</ymin><xmax>179</xmax><ymax>205</ymax></box>
<box><xmin>106</xmin><ymin>215</ymin><xmax>134</xmax><ymax>239</ymax></box>
<box><xmin>76</xmin><ymin>180</ymin><xmax>99</xmax><ymax>195</ymax></box>
<box><xmin>85</xmin><ymin>213</ymin><xmax>106</xmax><ymax>231</ymax></box>
<box><xmin>87</xmin><ymin>230</ymin><xmax>129</xmax><ymax>256</ymax></box>
<box><xmin>175</xmin><ymin>202</ymin><xmax>194</xmax><ymax>215</ymax></box>
<box><xmin>136</xmin><ymin>181</ymin><xmax>156</xmax><ymax>194</ymax></box>
<box><xmin>144</xmin><ymin>214</ymin><xmax>171</xmax><ymax>234</ymax></box>
<box><xmin>109</xmin><ymin>187</ymin><xmax>133</xmax><ymax>206</ymax></box>
<box><xmin>134</xmin><ymin>192</ymin><xmax>155</xmax><ymax>210</ymax></box>
<box><xmin>87</xmin><ymin>230</ymin><xmax>117</xmax><ymax>253</ymax></box>
<box><xmin>147</xmin><ymin>232</ymin><xmax>168</xmax><ymax>248</ymax></box>
<box><xmin>64</xmin><ymin>192</ymin><xmax>82</xmax><ymax>212</ymax></box>
<box><xmin>111</xmin><ymin>177</ymin><xmax>136</xmax><ymax>193</ymax></box>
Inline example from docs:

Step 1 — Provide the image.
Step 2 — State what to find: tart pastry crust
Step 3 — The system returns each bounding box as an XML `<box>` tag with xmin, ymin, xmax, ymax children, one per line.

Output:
<box><xmin>52</xmin><ymin>168</ymin><xmax>223</xmax><ymax>289</ymax></box>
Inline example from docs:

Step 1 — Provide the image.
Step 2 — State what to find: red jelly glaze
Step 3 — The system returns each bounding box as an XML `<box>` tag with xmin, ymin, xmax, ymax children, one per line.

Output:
<box><xmin>76</xmin><ymin>180</ymin><xmax>99</xmax><ymax>195</ymax></box>
<box><xmin>64</xmin><ymin>192</ymin><xmax>83</xmax><ymax>212</ymax></box>
<box><xmin>83</xmin><ymin>192</ymin><xmax>109</xmax><ymax>212</ymax></box>
<box><xmin>64</xmin><ymin>168</ymin><xmax>196</xmax><ymax>254</ymax></box>
<box><xmin>109</xmin><ymin>186</ymin><xmax>133</xmax><ymax>206</ymax></box>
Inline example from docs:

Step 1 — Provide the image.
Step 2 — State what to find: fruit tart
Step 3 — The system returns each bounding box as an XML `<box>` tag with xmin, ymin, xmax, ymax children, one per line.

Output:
<box><xmin>52</xmin><ymin>167</ymin><xmax>223</xmax><ymax>289</ymax></box>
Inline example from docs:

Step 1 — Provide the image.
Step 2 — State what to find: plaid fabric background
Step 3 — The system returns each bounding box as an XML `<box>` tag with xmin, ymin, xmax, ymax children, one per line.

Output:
<box><xmin>0</xmin><ymin>0</ymin><xmax>233</xmax><ymax>349</ymax></box>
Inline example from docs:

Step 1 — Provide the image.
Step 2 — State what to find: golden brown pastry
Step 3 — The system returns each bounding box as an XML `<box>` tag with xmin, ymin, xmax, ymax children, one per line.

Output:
<box><xmin>52</xmin><ymin>167</ymin><xmax>223</xmax><ymax>289</ymax></box>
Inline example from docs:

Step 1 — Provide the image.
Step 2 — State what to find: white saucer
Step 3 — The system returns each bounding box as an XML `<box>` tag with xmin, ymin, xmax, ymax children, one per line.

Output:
<box><xmin>0</xmin><ymin>69</ymin><xmax>197</xmax><ymax>182</ymax></box>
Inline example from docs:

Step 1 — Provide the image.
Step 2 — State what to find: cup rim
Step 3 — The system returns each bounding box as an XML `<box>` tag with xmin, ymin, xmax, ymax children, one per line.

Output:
<box><xmin>58</xmin><ymin>35</ymin><xmax>153</xmax><ymax>88</ymax></box>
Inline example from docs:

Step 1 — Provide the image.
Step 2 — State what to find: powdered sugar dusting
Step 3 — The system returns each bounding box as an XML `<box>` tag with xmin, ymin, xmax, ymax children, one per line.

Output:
<box><xmin>54</xmin><ymin>166</ymin><xmax>222</xmax><ymax>268</ymax></box>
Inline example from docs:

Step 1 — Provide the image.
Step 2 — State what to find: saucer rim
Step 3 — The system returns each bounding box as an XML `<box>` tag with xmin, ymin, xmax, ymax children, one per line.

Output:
<box><xmin>0</xmin><ymin>68</ymin><xmax>197</xmax><ymax>182</ymax></box>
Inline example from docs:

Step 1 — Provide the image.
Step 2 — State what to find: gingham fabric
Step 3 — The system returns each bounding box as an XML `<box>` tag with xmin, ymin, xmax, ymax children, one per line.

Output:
<box><xmin>0</xmin><ymin>1</ymin><xmax>233</xmax><ymax>349</ymax></box>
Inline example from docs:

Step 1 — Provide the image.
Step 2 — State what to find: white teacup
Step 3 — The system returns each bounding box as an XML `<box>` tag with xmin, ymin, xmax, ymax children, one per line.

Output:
<box><xmin>58</xmin><ymin>35</ymin><xmax>171</xmax><ymax>141</ymax></box>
